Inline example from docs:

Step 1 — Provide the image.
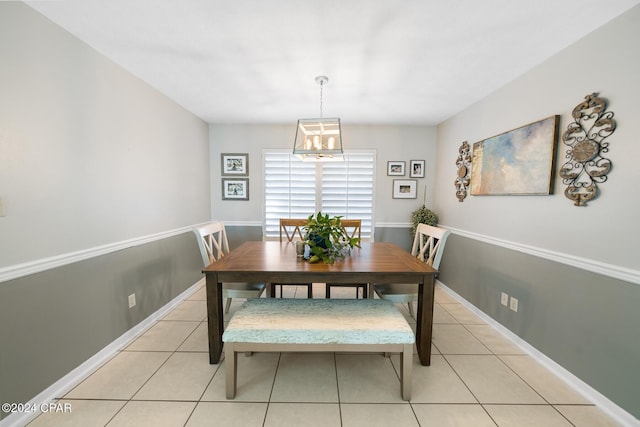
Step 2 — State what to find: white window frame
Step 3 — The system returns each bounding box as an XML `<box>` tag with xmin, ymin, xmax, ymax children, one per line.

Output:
<box><xmin>263</xmin><ymin>149</ymin><xmax>376</xmax><ymax>240</ymax></box>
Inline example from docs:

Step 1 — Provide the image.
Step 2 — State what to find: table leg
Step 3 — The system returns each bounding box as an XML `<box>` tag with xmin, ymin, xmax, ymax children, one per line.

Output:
<box><xmin>205</xmin><ymin>272</ymin><xmax>224</xmax><ymax>364</ymax></box>
<box><xmin>416</xmin><ymin>275</ymin><xmax>435</xmax><ymax>366</ymax></box>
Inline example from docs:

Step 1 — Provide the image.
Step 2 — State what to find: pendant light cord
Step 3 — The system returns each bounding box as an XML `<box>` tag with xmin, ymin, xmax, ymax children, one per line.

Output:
<box><xmin>319</xmin><ymin>80</ymin><xmax>324</xmax><ymax>118</ymax></box>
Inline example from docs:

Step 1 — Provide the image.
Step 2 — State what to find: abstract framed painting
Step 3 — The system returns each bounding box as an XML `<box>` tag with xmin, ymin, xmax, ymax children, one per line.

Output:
<box><xmin>470</xmin><ymin>115</ymin><xmax>559</xmax><ymax>195</ymax></box>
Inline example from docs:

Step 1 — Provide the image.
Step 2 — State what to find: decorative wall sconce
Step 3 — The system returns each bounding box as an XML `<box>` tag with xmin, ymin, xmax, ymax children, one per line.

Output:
<box><xmin>559</xmin><ymin>93</ymin><xmax>615</xmax><ymax>206</ymax></box>
<box><xmin>454</xmin><ymin>141</ymin><xmax>471</xmax><ymax>202</ymax></box>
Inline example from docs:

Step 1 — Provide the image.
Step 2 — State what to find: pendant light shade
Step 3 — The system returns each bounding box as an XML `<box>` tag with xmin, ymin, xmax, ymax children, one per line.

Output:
<box><xmin>293</xmin><ymin>76</ymin><xmax>343</xmax><ymax>162</ymax></box>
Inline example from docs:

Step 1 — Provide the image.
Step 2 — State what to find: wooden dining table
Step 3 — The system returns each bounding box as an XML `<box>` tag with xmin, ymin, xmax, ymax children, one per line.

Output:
<box><xmin>203</xmin><ymin>241</ymin><xmax>439</xmax><ymax>366</ymax></box>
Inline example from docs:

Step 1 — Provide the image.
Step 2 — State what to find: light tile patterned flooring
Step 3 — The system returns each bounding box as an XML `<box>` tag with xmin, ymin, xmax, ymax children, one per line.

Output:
<box><xmin>27</xmin><ymin>283</ymin><xmax>622</xmax><ymax>426</ymax></box>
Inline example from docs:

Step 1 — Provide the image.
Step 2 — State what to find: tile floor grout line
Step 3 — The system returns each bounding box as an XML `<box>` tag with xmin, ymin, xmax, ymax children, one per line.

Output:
<box><xmin>195</xmin><ymin>353</ymin><xmax>222</xmax><ymax>402</ymax></box>
<box><xmin>333</xmin><ymin>352</ymin><xmax>344</xmax><ymax>427</ymax></box>
<box><xmin>478</xmin><ymin>403</ymin><xmax>500</xmax><ymax>427</ymax></box>
<box><xmin>103</xmin><ymin>399</ymin><xmax>129</xmax><ymax>427</ymax></box>
<box><xmin>121</xmin><ymin>317</ymin><xmax>199</xmax><ymax>408</ymax></box>
<box><xmin>181</xmin><ymin>402</ymin><xmax>199</xmax><ymax>427</ymax></box>
<box><xmin>459</xmin><ymin>322</ymin><xmax>496</xmax><ymax>355</ymax></box>
<box><xmin>455</xmin><ymin>323</ymin><xmax>585</xmax><ymax>409</ymax></box>
<box><xmin>439</xmin><ymin>352</ymin><xmax>483</xmax><ymax>406</ymax></box>
<box><xmin>493</xmin><ymin>353</ymin><xmax>553</xmax><ymax>405</ymax></box>
<box><xmin>408</xmin><ymin>402</ymin><xmax>424</xmax><ymax>427</ymax></box>
<box><xmin>261</xmin><ymin>352</ymin><xmax>283</xmax><ymax>426</ymax></box>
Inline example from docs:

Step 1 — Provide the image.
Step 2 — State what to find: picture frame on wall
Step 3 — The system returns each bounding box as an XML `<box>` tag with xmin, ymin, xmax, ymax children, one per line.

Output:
<box><xmin>392</xmin><ymin>179</ymin><xmax>417</xmax><ymax>199</ymax></box>
<box><xmin>222</xmin><ymin>178</ymin><xmax>249</xmax><ymax>200</ymax></box>
<box><xmin>221</xmin><ymin>153</ymin><xmax>249</xmax><ymax>176</ymax></box>
<box><xmin>410</xmin><ymin>160</ymin><xmax>425</xmax><ymax>178</ymax></box>
<box><xmin>387</xmin><ymin>161</ymin><xmax>405</xmax><ymax>176</ymax></box>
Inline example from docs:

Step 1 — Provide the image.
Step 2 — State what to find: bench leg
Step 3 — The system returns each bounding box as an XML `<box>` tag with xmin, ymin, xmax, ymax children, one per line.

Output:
<box><xmin>401</xmin><ymin>344</ymin><xmax>412</xmax><ymax>401</ymax></box>
<box><xmin>225</xmin><ymin>343</ymin><xmax>238</xmax><ymax>399</ymax></box>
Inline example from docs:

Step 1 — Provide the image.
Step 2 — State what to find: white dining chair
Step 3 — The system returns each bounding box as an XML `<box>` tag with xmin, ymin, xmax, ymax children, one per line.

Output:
<box><xmin>373</xmin><ymin>223</ymin><xmax>450</xmax><ymax>317</ymax></box>
<box><xmin>193</xmin><ymin>222</ymin><xmax>266</xmax><ymax>312</ymax></box>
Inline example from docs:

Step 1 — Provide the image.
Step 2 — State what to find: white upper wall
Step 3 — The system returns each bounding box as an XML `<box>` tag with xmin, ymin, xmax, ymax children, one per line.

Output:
<box><xmin>0</xmin><ymin>3</ymin><xmax>211</xmax><ymax>268</ymax></box>
<box><xmin>434</xmin><ymin>5</ymin><xmax>640</xmax><ymax>271</ymax></box>
<box><xmin>209</xmin><ymin>124</ymin><xmax>437</xmax><ymax>227</ymax></box>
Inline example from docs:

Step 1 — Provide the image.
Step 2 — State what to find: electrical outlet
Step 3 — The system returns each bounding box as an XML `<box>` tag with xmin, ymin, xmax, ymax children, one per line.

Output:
<box><xmin>510</xmin><ymin>296</ymin><xmax>519</xmax><ymax>312</ymax></box>
<box><xmin>128</xmin><ymin>293</ymin><xmax>136</xmax><ymax>308</ymax></box>
<box><xmin>500</xmin><ymin>292</ymin><xmax>509</xmax><ymax>306</ymax></box>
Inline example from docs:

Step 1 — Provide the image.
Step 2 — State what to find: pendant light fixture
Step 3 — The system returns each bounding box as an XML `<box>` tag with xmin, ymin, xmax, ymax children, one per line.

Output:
<box><xmin>293</xmin><ymin>76</ymin><xmax>343</xmax><ymax>162</ymax></box>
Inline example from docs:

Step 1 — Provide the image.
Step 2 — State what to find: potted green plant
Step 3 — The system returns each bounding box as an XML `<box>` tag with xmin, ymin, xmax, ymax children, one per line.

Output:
<box><xmin>410</xmin><ymin>204</ymin><xmax>438</xmax><ymax>236</ymax></box>
<box><xmin>411</xmin><ymin>198</ymin><xmax>438</xmax><ymax>236</ymax></box>
<box><xmin>411</xmin><ymin>187</ymin><xmax>438</xmax><ymax>236</ymax></box>
<box><xmin>304</xmin><ymin>212</ymin><xmax>361</xmax><ymax>263</ymax></box>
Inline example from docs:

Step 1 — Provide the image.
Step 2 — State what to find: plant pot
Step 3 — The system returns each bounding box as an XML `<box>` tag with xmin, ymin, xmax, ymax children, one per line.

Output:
<box><xmin>308</xmin><ymin>232</ymin><xmax>327</xmax><ymax>249</ymax></box>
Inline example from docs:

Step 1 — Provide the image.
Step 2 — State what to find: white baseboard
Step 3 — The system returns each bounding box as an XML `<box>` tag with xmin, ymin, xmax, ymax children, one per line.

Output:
<box><xmin>0</xmin><ymin>279</ymin><xmax>204</xmax><ymax>427</ymax></box>
<box><xmin>436</xmin><ymin>280</ymin><xmax>640</xmax><ymax>427</ymax></box>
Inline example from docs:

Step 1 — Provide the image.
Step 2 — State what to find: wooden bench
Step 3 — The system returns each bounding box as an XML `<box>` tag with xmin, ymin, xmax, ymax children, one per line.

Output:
<box><xmin>222</xmin><ymin>298</ymin><xmax>415</xmax><ymax>400</ymax></box>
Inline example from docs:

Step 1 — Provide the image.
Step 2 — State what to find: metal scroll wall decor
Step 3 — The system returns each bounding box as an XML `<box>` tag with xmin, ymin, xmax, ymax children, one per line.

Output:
<box><xmin>559</xmin><ymin>93</ymin><xmax>615</xmax><ymax>206</ymax></box>
<box><xmin>454</xmin><ymin>141</ymin><xmax>471</xmax><ymax>202</ymax></box>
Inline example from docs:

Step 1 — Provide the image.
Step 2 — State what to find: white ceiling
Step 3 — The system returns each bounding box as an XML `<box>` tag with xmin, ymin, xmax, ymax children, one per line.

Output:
<box><xmin>25</xmin><ymin>0</ymin><xmax>639</xmax><ymax>125</ymax></box>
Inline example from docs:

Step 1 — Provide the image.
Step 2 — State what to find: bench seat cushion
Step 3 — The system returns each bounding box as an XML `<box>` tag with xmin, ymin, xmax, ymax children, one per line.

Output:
<box><xmin>223</xmin><ymin>298</ymin><xmax>415</xmax><ymax>345</ymax></box>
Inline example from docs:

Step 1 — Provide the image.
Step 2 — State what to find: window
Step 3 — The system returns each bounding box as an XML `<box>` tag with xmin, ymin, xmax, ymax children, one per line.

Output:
<box><xmin>264</xmin><ymin>150</ymin><xmax>375</xmax><ymax>239</ymax></box>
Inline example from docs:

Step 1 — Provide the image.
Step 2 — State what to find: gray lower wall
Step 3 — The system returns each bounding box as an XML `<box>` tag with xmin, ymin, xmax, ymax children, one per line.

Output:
<box><xmin>225</xmin><ymin>226</ymin><xmax>264</xmax><ymax>250</ymax></box>
<box><xmin>374</xmin><ymin>227</ymin><xmax>413</xmax><ymax>251</ymax></box>
<box><xmin>438</xmin><ymin>233</ymin><xmax>640</xmax><ymax>420</ymax></box>
<box><xmin>224</xmin><ymin>225</ymin><xmax>414</xmax><ymax>250</ymax></box>
<box><xmin>0</xmin><ymin>232</ymin><xmax>203</xmax><ymax>419</ymax></box>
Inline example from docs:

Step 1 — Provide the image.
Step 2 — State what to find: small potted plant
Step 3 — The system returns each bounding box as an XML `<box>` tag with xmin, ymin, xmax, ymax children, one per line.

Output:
<box><xmin>411</xmin><ymin>204</ymin><xmax>438</xmax><ymax>234</ymax></box>
<box><xmin>410</xmin><ymin>186</ymin><xmax>438</xmax><ymax>237</ymax></box>
<box><xmin>304</xmin><ymin>212</ymin><xmax>361</xmax><ymax>263</ymax></box>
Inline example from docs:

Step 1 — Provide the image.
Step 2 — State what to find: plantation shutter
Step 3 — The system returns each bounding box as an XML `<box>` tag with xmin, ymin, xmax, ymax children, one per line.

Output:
<box><xmin>264</xmin><ymin>150</ymin><xmax>375</xmax><ymax>239</ymax></box>
<box><xmin>321</xmin><ymin>151</ymin><xmax>375</xmax><ymax>238</ymax></box>
<box><xmin>263</xmin><ymin>151</ymin><xmax>316</xmax><ymax>238</ymax></box>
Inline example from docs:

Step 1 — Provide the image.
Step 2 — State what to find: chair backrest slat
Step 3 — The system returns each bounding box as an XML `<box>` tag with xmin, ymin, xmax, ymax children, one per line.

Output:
<box><xmin>279</xmin><ymin>218</ymin><xmax>307</xmax><ymax>242</ymax></box>
<box><xmin>280</xmin><ymin>218</ymin><xmax>362</xmax><ymax>243</ymax></box>
<box><xmin>193</xmin><ymin>222</ymin><xmax>231</xmax><ymax>267</ymax></box>
<box><xmin>339</xmin><ymin>219</ymin><xmax>362</xmax><ymax>241</ymax></box>
<box><xmin>410</xmin><ymin>223</ymin><xmax>451</xmax><ymax>270</ymax></box>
